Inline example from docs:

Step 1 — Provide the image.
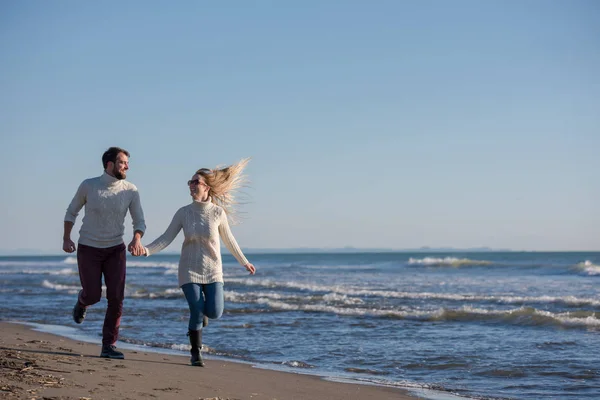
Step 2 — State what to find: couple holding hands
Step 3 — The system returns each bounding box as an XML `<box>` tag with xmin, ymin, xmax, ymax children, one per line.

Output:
<box><xmin>63</xmin><ymin>146</ymin><xmax>255</xmax><ymax>367</ymax></box>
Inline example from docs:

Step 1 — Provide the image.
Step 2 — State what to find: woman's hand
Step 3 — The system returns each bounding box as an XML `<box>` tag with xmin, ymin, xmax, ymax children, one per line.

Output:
<box><xmin>244</xmin><ymin>263</ymin><xmax>256</xmax><ymax>275</ymax></box>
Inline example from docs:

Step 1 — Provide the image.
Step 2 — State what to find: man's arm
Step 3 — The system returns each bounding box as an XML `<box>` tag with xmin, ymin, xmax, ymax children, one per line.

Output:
<box><xmin>128</xmin><ymin>190</ymin><xmax>146</xmax><ymax>256</ymax></box>
<box><xmin>63</xmin><ymin>221</ymin><xmax>76</xmax><ymax>253</ymax></box>
<box><xmin>63</xmin><ymin>182</ymin><xmax>86</xmax><ymax>253</ymax></box>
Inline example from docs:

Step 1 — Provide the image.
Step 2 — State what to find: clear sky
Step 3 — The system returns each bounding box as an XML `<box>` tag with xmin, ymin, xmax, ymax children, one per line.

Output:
<box><xmin>1</xmin><ymin>1</ymin><xmax>598</xmax><ymax>254</ymax></box>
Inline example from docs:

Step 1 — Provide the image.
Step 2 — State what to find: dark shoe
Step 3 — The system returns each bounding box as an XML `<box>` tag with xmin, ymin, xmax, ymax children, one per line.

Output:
<box><xmin>100</xmin><ymin>345</ymin><xmax>124</xmax><ymax>359</ymax></box>
<box><xmin>72</xmin><ymin>301</ymin><xmax>86</xmax><ymax>324</ymax></box>
<box><xmin>188</xmin><ymin>329</ymin><xmax>204</xmax><ymax>367</ymax></box>
<box><xmin>203</xmin><ymin>315</ymin><xmax>209</xmax><ymax>328</ymax></box>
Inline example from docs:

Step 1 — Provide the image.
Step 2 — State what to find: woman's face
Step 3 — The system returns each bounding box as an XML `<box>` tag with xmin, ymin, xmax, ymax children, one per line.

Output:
<box><xmin>187</xmin><ymin>173</ymin><xmax>210</xmax><ymax>199</ymax></box>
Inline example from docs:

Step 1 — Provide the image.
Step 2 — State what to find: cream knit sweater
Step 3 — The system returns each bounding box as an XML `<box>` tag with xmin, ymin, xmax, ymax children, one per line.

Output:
<box><xmin>65</xmin><ymin>172</ymin><xmax>146</xmax><ymax>248</ymax></box>
<box><xmin>144</xmin><ymin>198</ymin><xmax>249</xmax><ymax>286</ymax></box>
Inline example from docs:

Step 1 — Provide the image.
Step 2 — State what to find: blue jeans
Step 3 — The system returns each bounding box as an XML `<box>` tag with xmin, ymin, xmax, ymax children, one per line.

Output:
<box><xmin>181</xmin><ymin>282</ymin><xmax>224</xmax><ymax>330</ymax></box>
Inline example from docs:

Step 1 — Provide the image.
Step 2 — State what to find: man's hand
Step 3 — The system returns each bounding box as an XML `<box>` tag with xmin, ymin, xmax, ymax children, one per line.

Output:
<box><xmin>63</xmin><ymin>239</ymin><xmax>76</xmax><ymax>253</ymax></box>
<box><xmin>128</xmin><ymin>237</ymin><xmax>145</xmax><ymax>256</ymax></box>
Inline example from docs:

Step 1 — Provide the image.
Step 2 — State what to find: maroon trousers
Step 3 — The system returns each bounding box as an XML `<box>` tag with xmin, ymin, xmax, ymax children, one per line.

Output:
<box><xmin>76</xmin><ymin>243</ymin><xmax>126</xmax><ymax>346</ymax></box>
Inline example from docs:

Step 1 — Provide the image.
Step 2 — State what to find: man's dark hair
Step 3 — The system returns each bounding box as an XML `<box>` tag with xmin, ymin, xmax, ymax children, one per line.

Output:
<box><xmin>102</xmin><ymin>147</ymin><xmax>130</xmax><ymax>169</ymax></box>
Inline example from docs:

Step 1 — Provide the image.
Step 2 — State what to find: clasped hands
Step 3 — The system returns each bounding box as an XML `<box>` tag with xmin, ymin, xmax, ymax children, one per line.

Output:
<box><xmin>127</xmin><ymin>237</ymin><xmax>146</xmax><ymax>257</ymax></box>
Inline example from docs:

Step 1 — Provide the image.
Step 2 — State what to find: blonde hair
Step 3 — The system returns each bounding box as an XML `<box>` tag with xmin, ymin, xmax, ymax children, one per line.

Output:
<box><xmin>197</xmin><ymin>157</ymin><xmax>250</xmax><ymax>224</ymax></box>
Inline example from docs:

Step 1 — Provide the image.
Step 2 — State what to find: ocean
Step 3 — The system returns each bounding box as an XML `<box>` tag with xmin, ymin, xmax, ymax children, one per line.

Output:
<box><xmin>1</xmin><ymin>251</ymin><xmax>599</xmax><ymax>400</ymax></box>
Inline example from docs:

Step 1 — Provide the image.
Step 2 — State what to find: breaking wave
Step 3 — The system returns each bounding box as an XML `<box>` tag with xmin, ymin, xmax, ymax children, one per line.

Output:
<box><xmin>574</xmin><ymin>260</ymin><xmax>600</xmax><ymax>276</ymax></box>
<box><xmin>238</xmin><ymin>298</ymin><xmax>600</xmax><ymax>329</ymax></box>
<box><xmin>226</xmin><ymin>278</ymin><xmax>600</xmax><ymax>307</ymax></box>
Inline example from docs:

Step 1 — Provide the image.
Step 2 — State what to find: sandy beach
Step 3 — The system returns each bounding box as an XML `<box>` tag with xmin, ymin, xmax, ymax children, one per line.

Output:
<box><xmin>0</xmin><ymin>321</ymin><xmax>419</xmax><ymax>400</ymax></box>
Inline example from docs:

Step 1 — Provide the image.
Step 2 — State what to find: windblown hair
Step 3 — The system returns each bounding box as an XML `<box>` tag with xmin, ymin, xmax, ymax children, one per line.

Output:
<box><xmin>197</xmin><ymin>157</ymin><xmax>250</xmax><ymax>224</ymax></box>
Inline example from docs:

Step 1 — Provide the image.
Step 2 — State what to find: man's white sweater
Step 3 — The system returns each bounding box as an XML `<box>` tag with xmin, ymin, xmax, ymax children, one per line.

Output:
<box><xmin>144</xmin><ymin>198</ymin><xmax>249</xmax><ymax>286</ymax></box>
<box><xmin>65</xmin><ymin>172</ymin><xmax>146</xmax><ymax>248</ymax></box>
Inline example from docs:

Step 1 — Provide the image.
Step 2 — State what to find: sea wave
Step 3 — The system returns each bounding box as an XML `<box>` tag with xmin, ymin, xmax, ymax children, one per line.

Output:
<box><xmin>23</xmin><ymin>268</ymin><xmax>76</xmax><ymax>276</ymax></box>
<box><xmin>238</xmin><ymin>297</ymin><xmax>600</xmax><ymax>329</ymax></box>
<box><xmin>67</xmin><ymin>255</ymin><xmax>179</xmax><ymax>269</ymax></box>
<box><xmin>0</xmin><ymin>256</ymin><xmax>176</xmax><ymax>271</ymax></box>
<box><xmin>225</xmin><ymin>290</ymin><xmax>364</xmax><ymax>306</ymax></box>
<box><xmin>574</xmin><ymin>260</ymin><xmax>600</xmax><ymax>276</ymax></box>
<box><xmin>408</xmin><ymin>257</ymin><xmax>492</xmax><ymax>267</ymax></box>
<box><xmin>281</xmin><ymin>360</ymin><xmax>315</xmax><ymax>369</ymax></box>
<box><xmin>433</xmin><ymin>306</ymin><xmax>600</xmax><ymax>329</ymax></box>
<box><xmin>129</xmin><ymin>288</ymin><xmax>182</xmax><ymax>299</ymax></box>
<box><xmin>226</xmin><ymin>278</ymin><xmax>600</xmax><ymax>307</ymax></box>
<box><xmin>124</xmin><ymin>260</ymin><xmax>179</xmax><ymax>269</ymax></box>
<box><xmin>41</xmin><ymin>280</ymin><xmax>82</xmax><ymax>294</ymax></box>
<box><xmin>0</xmin><ymin>261</ymin><xmax>75</xmax><ymax>268</ymax></box>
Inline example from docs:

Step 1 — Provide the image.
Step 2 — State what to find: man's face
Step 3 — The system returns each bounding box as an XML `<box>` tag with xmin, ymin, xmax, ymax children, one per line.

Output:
<box><xmin>111</xmin><ymin>153</ymin><xmax>129</xmax><ymax>180</ymax></box>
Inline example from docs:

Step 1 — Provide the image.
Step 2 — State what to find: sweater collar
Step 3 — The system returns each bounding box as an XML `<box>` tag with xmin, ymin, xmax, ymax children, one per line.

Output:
<box><xmin>192</xmin><ymin>197</ymin><xmax>213</xmax><ymax>209</ymax></box>
<box><xmin>100</xmin><ymin>172</ymin><xmax>120</xmax><ymax>185</ymax></box>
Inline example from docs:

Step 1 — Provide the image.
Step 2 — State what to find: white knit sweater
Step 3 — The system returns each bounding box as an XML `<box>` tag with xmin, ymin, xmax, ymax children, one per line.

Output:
<box><xmin>65</xmin><ymin>172</ymin><xmax>146</xmax><ymax>248</ymax></box>
<box><xmin>144</xmin><ymin>198</ymin><xmax>249</xmax><ymax>286</ymax></box>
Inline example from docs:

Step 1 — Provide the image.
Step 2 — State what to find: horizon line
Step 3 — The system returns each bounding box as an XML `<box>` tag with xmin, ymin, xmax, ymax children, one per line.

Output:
<box><xmin>1</xmin><ymin>247</ymin><xmax>599</xmax><ymax>256</ymax></box>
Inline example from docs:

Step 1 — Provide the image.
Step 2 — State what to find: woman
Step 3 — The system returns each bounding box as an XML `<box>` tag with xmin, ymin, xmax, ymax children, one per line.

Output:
<box><xmin>142</xmin><ymin>158</ymin><xmax>256</xmax><ymax>367</ymax></box>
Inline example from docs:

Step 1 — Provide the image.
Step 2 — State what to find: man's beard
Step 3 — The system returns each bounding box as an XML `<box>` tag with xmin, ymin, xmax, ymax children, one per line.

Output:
<box><xmin>113</xmin><ymin>166</ymin><xmax>126</xmax><ymax>180</ymax></box>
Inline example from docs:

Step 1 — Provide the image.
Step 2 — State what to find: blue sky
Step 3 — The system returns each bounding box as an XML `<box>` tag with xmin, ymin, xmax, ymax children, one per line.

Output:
<box><xmin>1</xmin><ymin>1</ymin><xmax>598</xmax><ymax>254</ymax></box>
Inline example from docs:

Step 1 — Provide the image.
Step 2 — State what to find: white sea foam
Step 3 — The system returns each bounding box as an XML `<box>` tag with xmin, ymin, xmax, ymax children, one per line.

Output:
<box><xmin>170</xmin><ymin>343</ymin><xmax>191</xmax><ymax>351</ymax></box>
<box><xmin>431</xmin><ymin>306</ymin><xmax>600</xmax><ymax>329</ymax></box>
<box><xmin>251</xmin><ymin>298</ymin><xmax>600</xmax><ymax>328</ymax></box>
<box><xmin>41</xmin><ymin>280</ymin><xmax>82</xmax><ymax>294</ymax></box>
<box><xmin>227</xmin><ymin>278</ymin><xmax>345</xmax><ymax>293</ymax></box>
<box><xmin>408</xmin><ymin>257</ymin><xmax>492</xmax><ymax>267</ymax></box>
<box><xmin>0</xmin><ymin>261</ymin><xmax>74</xmax><ymax>268</ymax></box>
<box><xmin>281</xmin><ymin>360</ymin><xmax>314</xmax><ymax>368</ymax></box>
<box><xmin>225</xmin><ymin>290</ymin><xmax>364</xmax><ymax>306</ymax></box>
<box><xmin>227</xmin><ymin>278</ymin><xmax>600</xmax><ymax>307</ymax></box>
<box><xmin>574</xmin><ymin>260</ymin><xmax>600</xmax><ymax>275</ymax></box>
<box><xmin>301</xmin><ymin>264</ymin><xmax>381</xmax><ymax>271</ymax></box>
<box><xmin>253</xmin><ymin>298</ymin><xmax>432</xmax><ymax>318</ymax></box>
<box><xmin>322</xmin><ymin>292</ymin><xmax>364</xmax><ymax>305</ymax></box>
<box><xmin>125</xmin><ymin>260</ymin><xmax>179</xmax><ymax>269</ymax></box>
<box><xmin>23</xmin><ymin>268</ymin><xmax>75</xmax><ymax>276</ymax></box>
<box><xmin>130</xmin><ymin>288</ymin><xmax>182</xmax><ymax>299</ymax></box>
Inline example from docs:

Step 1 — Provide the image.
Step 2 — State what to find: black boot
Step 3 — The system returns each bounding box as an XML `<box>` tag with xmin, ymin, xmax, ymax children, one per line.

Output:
<box><xmin>188</xmin><ymin>329</ymin><xmax>204</xmax><ymax>367</ymax></box>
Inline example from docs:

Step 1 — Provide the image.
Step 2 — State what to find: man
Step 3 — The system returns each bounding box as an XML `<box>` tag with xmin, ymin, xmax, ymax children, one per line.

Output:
<box><xmin>63</xmin><ymin>147</ymin><xmax>146</xmax><ymax>359</ymax></box>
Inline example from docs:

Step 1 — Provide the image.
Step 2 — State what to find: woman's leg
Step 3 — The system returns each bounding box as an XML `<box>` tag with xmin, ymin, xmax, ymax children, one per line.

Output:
<box><xmin>181</xmin><ymin>283</ymin><xmax>205</xmax><ymax>366</ymax></box>
<box><xmin>181</xmin><ymin>283</ymin><xmax>204</xmax><ymax>331</ymax></box>
<box><xmin>202</xmin><ymin>282</ymin><xmax>224</xmax><ymax>320</ymax></box>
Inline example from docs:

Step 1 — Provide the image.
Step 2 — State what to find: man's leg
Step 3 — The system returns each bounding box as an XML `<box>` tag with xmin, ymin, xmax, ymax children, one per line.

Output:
<box><xmin>100</xmin><ymin>243</ymin><xmax>126</xmax><ymax>356</ymax></box>
<box><xmin>74</xmin><ymin>244</ymin><xmax>104</xmax><ymax>323</ymax></box>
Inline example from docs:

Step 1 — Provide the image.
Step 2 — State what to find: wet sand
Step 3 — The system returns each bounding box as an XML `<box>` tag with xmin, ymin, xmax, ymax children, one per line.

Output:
<box><xmin>0</xmin><ymin>321</ymin><xmax>420</xmax><ymax>399</ymax></box>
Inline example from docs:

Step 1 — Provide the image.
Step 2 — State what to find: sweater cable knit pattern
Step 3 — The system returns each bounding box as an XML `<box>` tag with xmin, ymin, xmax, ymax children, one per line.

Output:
<box><xmin>144</xmin><ymin>198</ymin><xmax>249</xmax><ymax>286</ymax></box>
<box><xmin>64</xmin><ymin>172</ymin><xmax>146</xmax><ymax>248</ymax></box>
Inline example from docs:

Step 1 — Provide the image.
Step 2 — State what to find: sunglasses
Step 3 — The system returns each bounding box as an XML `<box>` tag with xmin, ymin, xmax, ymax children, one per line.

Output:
<box><xmin>187</xmin><ymin>179</ymin><xmax>208</xmax><ymax>187</ymax></box>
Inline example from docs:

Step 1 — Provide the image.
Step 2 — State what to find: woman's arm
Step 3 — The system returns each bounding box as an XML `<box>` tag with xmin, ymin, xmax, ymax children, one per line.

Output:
<box><xmin>144</xmin><ymin>209</ymin><xmax>183</xmax><ymax>256</ymax></box>
<box><xmin>218</xmin><ymin>211</ymin><xmax>252</xmax><ymax>268</ymax></box>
